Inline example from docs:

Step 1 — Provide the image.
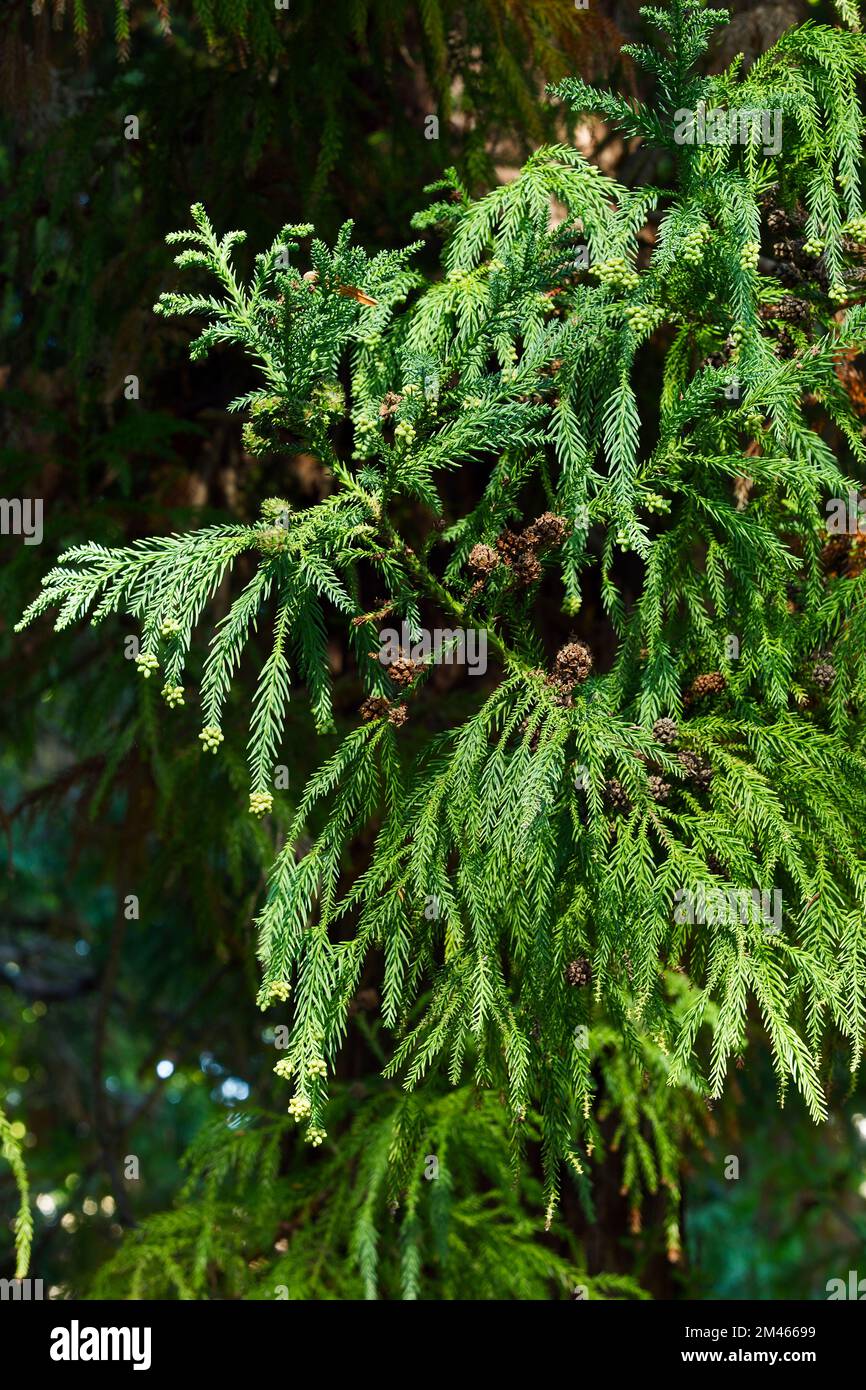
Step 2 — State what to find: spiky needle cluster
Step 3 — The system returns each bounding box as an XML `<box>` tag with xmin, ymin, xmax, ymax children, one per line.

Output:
<box><xmin>17</xmin><ymin>1</ymin><xmax>866</xmax><ymax>1224</ymax></box>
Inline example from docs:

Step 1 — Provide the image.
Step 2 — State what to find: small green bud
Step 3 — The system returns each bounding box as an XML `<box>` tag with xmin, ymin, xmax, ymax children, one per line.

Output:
<box><xmin>260</xmin><ymin>497</ymin><xmax>292</xmax><ymax>525</ymax></box>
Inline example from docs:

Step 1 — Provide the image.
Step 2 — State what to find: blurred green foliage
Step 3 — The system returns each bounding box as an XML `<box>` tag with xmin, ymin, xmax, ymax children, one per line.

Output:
<box><xmin>687</xmin><ymin>1054</ymin><xmax>866</xmax><ymax>1300</ymax></box>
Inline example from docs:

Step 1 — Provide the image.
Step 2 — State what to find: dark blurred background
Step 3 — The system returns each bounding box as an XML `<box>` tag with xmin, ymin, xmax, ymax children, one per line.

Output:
<box><xmin>2</xmin><ymin>0</ymin><xmax>865</xmax><ymax>1299</ymax></box>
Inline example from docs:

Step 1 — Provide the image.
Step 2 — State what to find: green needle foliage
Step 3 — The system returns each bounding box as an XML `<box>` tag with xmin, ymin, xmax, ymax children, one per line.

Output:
<box><xmin>84</xmin><ymin>997</ymin><xmax>704</xmax><ymax>1296</ymax></box>
<box><xmin>17</xmin><ymin>0</ymin><xmax>866</xmax><ymax>1254</ymax></box>
<box><xmin>88</xmin><ymin>1085</ymin><xmax>652</xmax><ymax>1300</ymax></box>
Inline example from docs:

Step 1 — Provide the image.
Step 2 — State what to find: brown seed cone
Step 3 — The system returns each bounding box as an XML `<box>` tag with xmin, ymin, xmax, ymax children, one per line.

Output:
<box><xmin>605</xmin><ymin>778</ymin><xmax>631</xmax><ymax>813</ymax></box>
<box><xmin>776</xmin><ymin>296</ymin><xmax>811</xmax><ymax>323</ymax></box>
<box><xmin>678</xmin><ymin>751</ymin><xmax>713</xmax><ymax>790</ymax></box>
<box><xmin>378</xmin><ymin>391</ymin><xmax>402</xmax><ymax>418</ymax></box>
<box><xmin>525</xmin><ymin>511</ymin><xmax>569</xmax><ymax>549</ymax></box>
<box><xmin>812</xmin><ymin>659</ymin><xmax>836</xmax><ymax>690</ymax></box>
<box><xmin>648</xmin><ymin>774</ymin><xmax>671</xmax><ymax>802</ymax></box>
<box><xmin>553</xmin><ymin>640</ymin><xmax>593</xmax><ymax>686</ymax></box>
<box><xmin>496</xmin><ymin>529</ymin><xmax>530</xmax><ymax>564</ymax></box>
<box><xmin>511</xmin><ymin>552</ymin><xmax>542</xmax><ymax>587</ymax></box>
<box><xmin>387</xmin><ymin>656</ymin><xmax>417</xmax><ymax>688</ymax></box>
<box><xmin>359</xmin><ymin>695</ymin><xmax>389</xmax><ymax>722</ymax></box>
<box><xmin>686</xmin><ymin>671</ymin><xmax>727</xmax><ymax>703</ymax></box>
<box><xmin>387</xmin><ymin>703</ymin><xmax>409</xmax><ymax>726</ymax></box>
<box><xmin>767</xmin><ymin>207</ymin><xmax>795</xmax><ymax>236</ymax></box>
<box><xmin>652</xmin><ymin>716</ymin><xmax>678</xmax><ymax>745</ymax></box>
<box><xmin>566</xmin><ymin>957</ymin><xmax>593</xmax><ymax>988</ymax></box>
<box><xmin>468</xmin><ymin>542</ymin><xmax>499</xmax><ymax>574</ymax></box>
